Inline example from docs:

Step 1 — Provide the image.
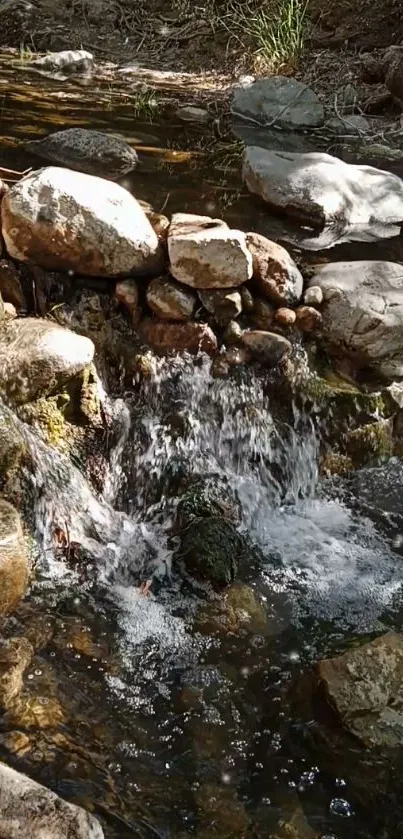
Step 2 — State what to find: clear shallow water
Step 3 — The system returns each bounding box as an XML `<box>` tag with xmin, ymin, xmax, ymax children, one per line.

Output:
<box><xmin>1</xmin><ymin>59</ymin><xmax>403</xmax><ymax>839</ymax></box>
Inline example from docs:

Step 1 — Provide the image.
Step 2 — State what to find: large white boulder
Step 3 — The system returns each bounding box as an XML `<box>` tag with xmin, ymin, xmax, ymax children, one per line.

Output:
<box><xmin>243</xmin><ymin>147</ymin><xmax>403</xmax><ymax>232</ymax></box>
<box><xmin>2</xmin><ymin>167</ymin><xmax>161</xmax><ymax>277</ymax></box>
<box><xmin>309</xmin><ymin>260</ymin><xmax>403</xmax><ymax>378</ymax></box>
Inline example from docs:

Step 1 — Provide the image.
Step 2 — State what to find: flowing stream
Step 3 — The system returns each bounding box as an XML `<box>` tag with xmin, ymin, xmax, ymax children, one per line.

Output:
<box><xmin>1</xmin><ymin>57</ymin><xmax>403</xmax><ymax>839</ymax></box>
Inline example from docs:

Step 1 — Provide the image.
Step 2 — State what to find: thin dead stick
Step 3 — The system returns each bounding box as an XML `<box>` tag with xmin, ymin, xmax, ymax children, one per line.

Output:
<box><xmin>0</xmin><ymin>166</ymin><xmax>31</xmax><ymax>176</ymax></box>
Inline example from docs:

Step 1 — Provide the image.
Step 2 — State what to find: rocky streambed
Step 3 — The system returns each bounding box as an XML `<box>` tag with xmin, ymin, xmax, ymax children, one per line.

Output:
<box><xmin>2</xmin><ymin>60</ymin><xmax>403</xmax><ymax>838</ymax></box>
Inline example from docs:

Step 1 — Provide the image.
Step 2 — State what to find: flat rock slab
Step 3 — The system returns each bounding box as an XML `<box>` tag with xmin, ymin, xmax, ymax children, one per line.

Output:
<box><xmin>0</xmin><ymin>761</ymin><xmax>104</xmax><ymax>838</ymax></box>
<box><xmin>309</xmin><ymin>260</ymin><xmax>403</xmax><ymax>378</ymax></box>
<box><xmin>315</xmin><ymin>632</ymin><xmax>403</xmax><ymax>748</ymax></box>
<box><xmin>232</xmin><ymin>76</ymin><xmax>324</xmax><ymax>129</ymax></box>
<box><xmin>243</xmin><ymin>147</ymin><xmax>403</xmax><ymax>231</ymax></box>
<box><xmin>2</xmin><ymin>167</ymin><xmax>161</xmax><ymax>277</ymax></box>
<box><xmin>168</xmin><ymin>212</ymin><xmax>252</xmax><ymax>289</ymax></box>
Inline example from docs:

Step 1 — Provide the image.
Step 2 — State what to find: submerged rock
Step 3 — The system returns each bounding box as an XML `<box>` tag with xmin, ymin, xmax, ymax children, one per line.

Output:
<box><xmin>140</xmin><ymin>319</ymin><xmax>217</xmax><ymax>356</ymax></box>
<box><xmin>0</xmin><ymin>762</ymin><xmax>104</xmax><ymax>838</ymax></box>
<box><xmin>196</xmin><ymin>583</ymin><xmax>269</xmax><ymax>636</ymax></box>
<box><xmin>0</xmin><ymin>637</ymin><xmax>33</xmax><ymax>708</ymax></box>
<box><xmin>146</xmin><ymin>276</ymin><xmax>196</xmax><ymax>320</ymax></box>
<box><xmin>243</xmin><ymin>147</ymin><xmax>403</xmax><ymax>230</ymax></box>
<box><xmin>241</xmin><ymin>330</ymin><xmax>291</xmax><ymax>364</ymax></box>
<box><xmin>0</xmin><ymin>318</ymin><xmax>94</xmax><ymax>404</ymax></box>
<box><xmin>168</xmin><ymin>212</ymin><xmax>252</xmax><ymax>289</ymax></box>
<box><xmin>310</xmin><ymin>632</ymin><xmax>403</xmax><ymax>748</ymax></box>
<box><xmin>309</xmin><ymin>261</ymin><xmax>403</xmax><ymax>378</ymax></box>
<box><xmin>27</xmin><ymin>128</ymin><xmax>138</xmax><ymax>179</ymax></box>
<box><xmin>232</xmin><ymin>76</ymin><xmax>324</xmax><ymax>129</ymax></box>
<box><xmin>0</xmin><ymin>499</ymin><xmax>29</xmax><ymax>616</ymax></box>
<box><xmin>2</xmin><ymin>167</ymin><xmax>161</xmax><ymax>278</ymax></box>
<box><xmin>177</xmin><ymin>516</ymin><xmax>243</xmax><ymax>587</ymax></box>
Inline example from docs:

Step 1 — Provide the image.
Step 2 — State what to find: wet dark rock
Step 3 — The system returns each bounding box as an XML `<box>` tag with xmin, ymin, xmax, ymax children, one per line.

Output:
<box><xmin>0</xmin><ymin>637</ymin><xmax>33</xmax><ymax>708</ymax></box>
<box><xmin>343</xmin><ymin>417</ymin><xmax>394</xmax><ymax>466</ymax></box>
<box><xmin>251</xmin><ymin>297</ymin><xmax>275</xmax><ymax>329</ymax></box>
<box><xmin>241</xmin><ymin>330</ymin><xmax>291</xmax><ymax>364</ymax></box>
<box><xmin>140</xmin><ymin>318</ymin><xmax>217</xmax><ymax>356</ymax></box>
<box><xmin>309</xmin><ymin>632</ymin><xmax>403</xmax><ymax>748</ymax></box>
<box><xmin>27</xmin><ymin>128</ymin><xmax>138</xmax><ymax>179</ymax></box>
<box><xmin>176</xmin><ymin>478</ymin><xmax>241</xmax><ymax>530</ymax></box>
<box><xmin>0</xmin><ymin>260</ymin><xmax>26</xmax><ymax>310</ymax></box>
<box><xmin>0</xmin><ymin>318</ymin><xmax>94</xmax><ymax>405</ymax></box>
<box><xmin>2</xmin><ymin>167</ymin><xmax>161</xmax><ymax>278</ymax></box>
<box><xmin>147</xmin><ymin>276</ymin><xmax>196</xmax><ymax>320</ymax></box>
<box><xmin>246</xmin><ymin>232</ymin><xmax>303</xmax><ymax>306</ymax></box>
<box><xmin>0</xmin><ymin>499</ymin><xmax>29</xmax><ymax>616</ymax></box>
<box><xmin>232</xmin><ymin>76</ymin><xmax>324</xmax><ymax>129</ymax></box>
<box><xmin>0</xmin><ymin>762</ymin><xmax>104</xmax><ymax>838</ymax></box>
<box><xmin>177</xmin><ymin>516</ymin><xmax>243</xmax><ymax>587</ymax></box>
<box><xmin>222</xmin><ymin>319</ymin><xmax>243</xmax><ymax>346</ymax></box>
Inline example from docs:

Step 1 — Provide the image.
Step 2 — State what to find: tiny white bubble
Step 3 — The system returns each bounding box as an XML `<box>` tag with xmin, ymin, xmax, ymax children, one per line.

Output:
<box><xmin>221</xmin><ymin>772</ymin><xmax>231</xmax><ymax>784</ymax></box>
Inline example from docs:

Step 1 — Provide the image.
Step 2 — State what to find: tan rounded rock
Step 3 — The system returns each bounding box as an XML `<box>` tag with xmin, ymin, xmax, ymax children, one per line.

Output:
<box><xmin>275</xmin><ymin>307</ymin><xmax>296</xmax><ymax>326</ymax></box>
<box><xmin>246</xmin><ymin>231</ymin><xmax>303</xmax><ymax>305</ymax></box>
<box><xmin>303</xmin><ymin>285</ymin><xmax>323</xmax><ymax>307</ymax></box>
<box><xmin>296</xmin><ymin>305</ymin><xmax>323</xmax><ymax>332</ymax></box>
<box><xmin>0</xmin><ymin>500</ymin><xmax>29</xmax><ymax>616</ymax></box>
<box><xmin>140</xmin><ymin>319</ymin><xmax>217</xmax><ymax>356</ymax></box>
<box><xmin>241</xmin><ymin>330</ymin><xmax>291</xmax><ymax>364</ymax></box>
<box><xmin>146</xmin><ymin>276</ymin><xmax>196</xmax><ymax>320</ymax></box>
<box><xmin>3</xmin><ymin>302</ymin><xmax>16</xmax><ymax>320</ymax></box>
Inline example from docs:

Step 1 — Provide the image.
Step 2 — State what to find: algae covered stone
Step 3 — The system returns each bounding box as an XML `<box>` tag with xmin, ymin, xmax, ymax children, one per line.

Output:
<box><xmin>177</xmin><ymin>516</ymin><xmax>243</xmax><ymax>587</ymax></box>
<box><xmin>0</xmin><ymin>499</ymin><xmax>29</xmax><ymax>616</ymax></box>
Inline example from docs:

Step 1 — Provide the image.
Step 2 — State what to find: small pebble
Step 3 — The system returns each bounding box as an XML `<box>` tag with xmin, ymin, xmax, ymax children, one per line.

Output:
<box><xmin>275</xmin><ymin>307</ymin><xmax>296</xmax><ymax>326</ymax></box>
<box><xmin>304</xmin><ymin>285</ymin><xmax>323</xmax><ymax>307</ymax></box>
<box><xmin>240</xmin><ymin>285</ymin><xmax>254</xmax><ymax>313</ymax></box>
<box><xmin>3</xmin><ymin>302</ymin><xmax>17</xmax><ymax>320</ymax></box>
<box><xmin>296</xmin><ymin>305</ymin><xmax>322</xmax><ymax>333</ymax></box>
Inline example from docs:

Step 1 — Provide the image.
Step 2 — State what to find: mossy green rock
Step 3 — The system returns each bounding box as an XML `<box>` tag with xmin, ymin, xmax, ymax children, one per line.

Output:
<box><xmin>196</xmin><ymin>583</ymin><xmax>268</xmax><ymax>635</ymax></box>
<box><xmin>343</xmin><ymin>418</ymin><xmax>394</xmax><ymax>467</ymax></box>
<box><xmin>178</xmin><ymin>516</ymin><xmax>243</xmax><ymax>587</ymax></box>
<box><xmin>177</xmin><ymin>478</ymin><xmax>241</xmax><ymax>530</ymax></box>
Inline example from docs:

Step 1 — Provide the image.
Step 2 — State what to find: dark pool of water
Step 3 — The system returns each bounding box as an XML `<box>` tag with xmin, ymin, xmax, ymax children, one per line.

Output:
<box><xmin>1</xmin><ymin>59</ymin><xmax>403</xmax><ymax>839</ymax></box>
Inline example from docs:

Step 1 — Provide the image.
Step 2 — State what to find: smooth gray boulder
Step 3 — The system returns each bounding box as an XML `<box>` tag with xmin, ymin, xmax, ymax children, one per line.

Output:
<box><xmin>309</xmin><ymin>261</ymin><xmax>403</xmax><ymax>378</ymax></box>
<box><xmin>0</xmin><ymin>318</ymin><xmax>94</xmax><ymax>404</ymax></box>
<box><xmin>232</xmin><ymin>76</ymin><xmax>324</xmax><ymax>129</ymax></box>
<box><xmin>0</xmin><ymin>761</ymin><xmax>104</xmax><ymax>838</ymax></box>
<box><xmin>243</xmin><ymin>147</ymin><xmax>403</xmax><ymax>232</ymax></box>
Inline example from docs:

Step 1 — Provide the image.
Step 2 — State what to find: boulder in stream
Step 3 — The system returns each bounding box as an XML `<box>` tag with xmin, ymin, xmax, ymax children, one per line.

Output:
<box><xmin>0</xmin><ymin>499</ymin><xmax>29</xmax><ymax>616</ymax></box>
<box><xmin>0</xmin><ymin>761</ymin><xmax>104</xmax><ymax>838</ymax></box>
<box><xmin>243</xmin><ymin>147</ymin><xmax>403</xmax><ymax>231</ymax></box>
<box><xmin>2</xmin><ymin>167</ymin><xmax>162</xmax><ymax>277</ymax></box>
<box><xmin>308</xmin><ymin>261</ymin><xmax>403</xmax><ymax>378</ymax></box>
<box><xmin>310</xmin><ymin>632</ymin><xmax>403</xmax><ymax>748</ymax></box>
<box><xmin>168</xmin><ymin>212</ymin><xmax>252</xmax><ymax>289</ymax></box>
<box><xmin>140</xmin><ymin>318</ymin><xmax>217</xmax><ymax>356</ymax></box>
<box><xmin>0</xmin><ymin>318</ymin><xmax>94</xmax><ymax>404</ymax></box>
<box><xmin>246</xmin><ymin>232</ymin><xmax>303</xmax><ymax>306</ymax></box>
<box><xmin>232</xmin><ymin>76</ymin><xmax>325</xmax><ymax>129</ymax></box>
<box><xmin>241</xmin><ymin>330</ymin><xmax>291</xmax><ymax>364</ymax></box>
<box><xmin>177</xmin><ymin>517</ymin><xmax>242</xmax><ymax>587</ymax></box>
<box><xmin>27</xmin><ymin>128</ymin><xmax>138</xmax><ymax>179</ymax></box>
